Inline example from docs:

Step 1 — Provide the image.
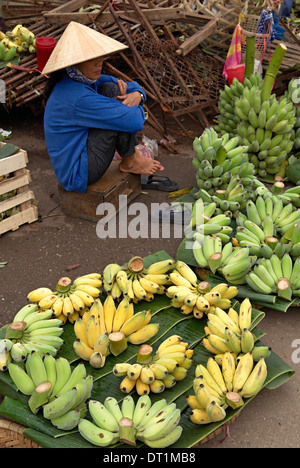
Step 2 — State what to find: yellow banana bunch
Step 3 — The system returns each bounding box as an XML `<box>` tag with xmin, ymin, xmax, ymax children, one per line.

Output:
<box><xmin>188</xmin><ymin>349</ymin><xmax>269</xmax><ymax>425</ymax></box>
<box><xmin>113</xmin><ymin>336</ymin><xmax>193</xmax><ymax>395</ymax></box>
<box><xmin>102</xmin><ymin>256</ymin><xmax>174</xmax><ymax>303</ymax></box>
<box><xmin>1</xmin><ymin>24</ymin><xmax>36</xmax><ymax>58</ymax></box>
<box><xmin>202</xmin><ymin>298</ymin><xmax>263</xmax><ymax>357</ymax></box>
<box><xmin>166</xmin><ymin>261</ymin><xmax>238</xmax><ymax>319</ymax></box>
<box><xmin>27</xmin><ymin>273</ymin><xmax>102</xmax><ymax>323</ymax></box>
<box><xmin>73</xmin><ymin>296</ymin><xmax>160</xmax><ymax>367</ymax></box>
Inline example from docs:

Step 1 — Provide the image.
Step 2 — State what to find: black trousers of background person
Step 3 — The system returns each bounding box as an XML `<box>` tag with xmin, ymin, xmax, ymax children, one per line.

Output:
<box><xmin>86</xmin><ymin>82</ymin><xmax>139</xmax><ymax>185</ymax></box>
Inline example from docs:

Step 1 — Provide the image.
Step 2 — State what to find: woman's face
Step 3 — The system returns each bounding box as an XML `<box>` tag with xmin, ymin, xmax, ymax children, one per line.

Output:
<box><xmin>76</xmin><ymin>57</ymin><xmax>104</xmax><ymax>80</ymax></box>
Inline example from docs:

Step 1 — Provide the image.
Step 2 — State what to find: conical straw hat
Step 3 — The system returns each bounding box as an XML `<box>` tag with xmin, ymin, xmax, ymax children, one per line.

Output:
<box><xmin>42</xmin><ymin>21</ymin><xmax>128</xmax><ymax>75</ymax></box>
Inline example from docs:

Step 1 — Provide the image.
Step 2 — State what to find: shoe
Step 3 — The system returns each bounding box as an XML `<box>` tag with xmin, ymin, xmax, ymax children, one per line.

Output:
<box><xmin>141</xmin><ymin>175</ymin><xmax>178</xmax><ymax>192</ymax></box>
<box><xmin>151</xmin><ymin>203</ymin><xmax>192</xmax><ymax>225</ymax></box>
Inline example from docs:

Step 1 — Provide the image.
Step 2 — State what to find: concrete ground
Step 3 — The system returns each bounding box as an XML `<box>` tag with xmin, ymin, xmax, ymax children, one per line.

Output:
<box><xmin>0</xmin><ymin>105</ymin><xmax>299</xmax><ymax>448</ymax></box>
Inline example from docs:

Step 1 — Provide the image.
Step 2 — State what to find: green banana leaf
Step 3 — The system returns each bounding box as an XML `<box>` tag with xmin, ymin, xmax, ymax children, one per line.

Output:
<box><xmin>0</xmin><ymin>250</ymin><xmax>295</xmax><ymax>448</ymax></box>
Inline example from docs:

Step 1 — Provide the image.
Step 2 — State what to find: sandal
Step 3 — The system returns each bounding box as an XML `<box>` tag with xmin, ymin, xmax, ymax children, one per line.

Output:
<box><xmin>141</xmin><ymin>175</ymin><xmax>178</xmax><ymax>192</ymax></box>
<box><xmin>151</xmin><ymin>203</ymin><xmax>192</xmax><ymax>225</ymax></box>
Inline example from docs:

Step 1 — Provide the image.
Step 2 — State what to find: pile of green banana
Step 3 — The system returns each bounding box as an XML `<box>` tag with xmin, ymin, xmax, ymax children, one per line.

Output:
<box><xmin>27</xmin><ymin>273</ymin><xmax>102</xmax><ymax>324</ymax></box>
<box><xmin>246</xmin><ymin>254</ymin><xmax>300</xmax><ymax>300</ymax></box>
<box><xmin>103</xmin><ymin>257</ymin><xmax>174</xmax><ymax>303</ymax></box>
<box><xmin>226</xmin><ymin>82</ymin><xmax>296</xmax><ymax>177</ymax></box>
<box><xmin>193</xmin><ymin>127</ymin><xmax>255</xmax><ymax>197</ymax></box>
<box><xmin>193</xmin><ymin>235</ymin><xmax>256</xmax><ymax>284</ymax></box>
<box><xmin>195</xmin><ymin>174</ymin><xmax>257</xmax><ymax>217</ymax></box>
<box><xmin>235</xmin><ymin>195</ymin><xmax>300</xmax><ymax>258</ymax></box>
<box><xmin>79</xmin><ymin>395</ymin><xmax>183</xmax><ymax>448</ymax></box>
<box><xmin>0</xmin><ymin>24</ymin><xmax>36</xmax><ymax>62</ymax></box>
<box><xmin>186</xmin><ymin>198</ymin><xmax>233</xmax><ymax>243</ymax></box>
<box><xmin>0</xmin><ymin>304</ymin><xmax>64</xmax><ymax>371</ymax></box>
<box><xmin>165</xmin><ymin>260</ymin><xmax>238</xmax><ymax>318</ymax></box>
<box><xmin>214</xmin><ymin>73</ymin><xmax>263</xmax><ymax>138</ymax></box>
<box><xmin>188</xmin><ymin>352</ymin><xmax>268</xmax><ymax>425</ymax></box>
<box><xmin>281</xmin><ymin>78</ymin><xmax>300</xmax><ymax>159</ymax></box>
<box><xmin>8</xmin><ymin>353</ymin><xmax>92</xmax><ymax>430</ymax></box>
<box><xmin>113</xmin><ymin>336</ymin><xmax>194</xmax><ymax>395</ymax></box>
<box><xmin>73</xmin><ymin>296</ymin><xmax>160</xmax><ymax>367</ymax></box>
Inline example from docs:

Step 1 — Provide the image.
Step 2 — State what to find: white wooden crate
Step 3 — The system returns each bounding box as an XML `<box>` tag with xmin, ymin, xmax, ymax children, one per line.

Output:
<box><xmin>0</xmin><ymin>142</ymin><xmax>38</xmax><ymax>235</ymax></box>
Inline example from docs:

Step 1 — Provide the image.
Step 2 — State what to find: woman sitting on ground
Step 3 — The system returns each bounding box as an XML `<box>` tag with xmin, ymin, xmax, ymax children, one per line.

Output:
<box><xmin>43</xmin><ymin>21</ymin><xmax>163</xmax><ymax>193</ymax></box>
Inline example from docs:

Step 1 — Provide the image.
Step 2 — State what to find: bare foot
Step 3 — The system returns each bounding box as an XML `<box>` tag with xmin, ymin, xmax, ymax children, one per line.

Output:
<box><xmin>119</xmin><ymin>149</ymin><xmax>164</xmax><ymax>175</ymax></box>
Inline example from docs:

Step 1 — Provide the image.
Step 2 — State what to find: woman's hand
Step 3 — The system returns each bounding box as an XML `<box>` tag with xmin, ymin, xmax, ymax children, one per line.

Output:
<box><xmin>117</xmin><ymin>80</ymin><xmax>143</xmax><ymax>107</ymax></box>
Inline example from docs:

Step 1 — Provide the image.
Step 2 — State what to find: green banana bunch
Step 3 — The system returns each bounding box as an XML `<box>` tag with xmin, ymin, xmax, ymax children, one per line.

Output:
<box><xmin>102</xmin><ymin>256</ymin><xmax>174</xmax><ymax>303</ymax></box>
<box><xmin>246</xmin><ymin>253</ymin><xmax>300</xmax><ymax>300</ymax></box>
<box><xmin>8</xmin><ymin>354</ymin><xmax>92</xmax><ymax>428</ymax></box>
<box><xmin>235</xmin><ymin>193</ymin><xmax>300</xmax><ymax>258</ymax></box>
<box><xmin>214</xmin><ymin>73</ymin><xmax>262</xmax><ymax>138</ymax></box>
<box><xmin>231</xmin><ymin>81</ymin><xmax>296</xmax><ymax>177</ymax></box>
<box><xmin>1</xmin><ymin>304</ymin><xmax>65</xmax><ymax>369</ymax></box>
<box><xmin>193</xmin><ymin>235</ymin><xmax>256</xmax><ymax>284</ymax></box>
<box><xmin>78</xmin><ymin>395</ymin><xmax>183</xmax><ymax>448</ymax></box>
<box><xmin>280</xmin><ymin>78</ymin><xmax>300</xmax><ymax>158</ymax></box>
<box><xmin>195</xmin><ymin>174</ymin><xmax>257</xmax><ymax>218</ymax></box>
<box><xmin>186</xmin><ymin>199</ymin><xmax>233</xmax><ymax>243</ymax></box>
<box><xmin>193</xmin><ymin>127</ymin><xmax>255</xmax><ymax>198</ymax></box>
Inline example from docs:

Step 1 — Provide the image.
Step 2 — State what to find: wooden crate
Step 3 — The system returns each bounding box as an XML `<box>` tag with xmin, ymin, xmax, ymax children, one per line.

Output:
<box><xmin>58</xmin><ymin>160</ymin><xmax>141</xmax><ymax>222</ymax></box>
<box><xmin>0</xmin><ymin>143</ymin><xmax>38</xmax><ymax>235</ymax></box>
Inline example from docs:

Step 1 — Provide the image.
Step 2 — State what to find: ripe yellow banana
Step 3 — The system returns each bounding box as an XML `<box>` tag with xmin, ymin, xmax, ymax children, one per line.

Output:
<box><xmin>190</xmin><ymin>408</ymin><xmax>212</xmax><ymax>424</ymax></box>
<box><xmin>90</xmin><ymin>299</ymin><xmax>106</xmax><ymax>334</ymax></box>
<box><xmin>52</xmin><ymin>297</ymin><xmax>65</xmax><ymax>317</ymax></box>
<box><xmin>73</xmin><ymin>338</ymin><xmax>94</xmax><ymax>361</ymax></box>
<box><xmin>112</xmin><ymin>298</ymin><xmax>130</xmax><ymax>332</ymax></box>
<box><xmin>127</xmin><ymin>323</ymin><xmax>160</xmax><ymax>345</ymax></box>
<box><xmin>120</xmin><ymin>375</ymin><xmax>137</xmax><ymax>393</ymax></box>
<box><xmin>233</xmin><ymin>352</ymin><xmax>254</xmax><ymax>393</ymax></box>
<box><xmin>222</xmin><ymin>351</ymin><xmax>236</xmax><ymax>392</ymax></box>
<box><xmin>74</xmin><ymin>317</ymin><xmax>89</xmax><ymax>346</ymax></box>
<box><xmin>207</xmin><ymin>357</ymin><xmax>227</xmax><ymax>395</ymax></box>
<box><xmin>27</xmin><ymin>287</ymin><xmax>53</xmax><ymax>303</ymax></box>
<box><xmin>74</xmin><ymin>284</ymin><xmax>100</xmax><ymax>298</ymax></box>
<box><xmin>136</xmin><ymin>377</ymin><xmax>150</xmax><ymax>395</ymax></box>
<box><xmin>116</xmin><ymin>270</ymin><xmax>129</xmax><ymax>294</ymax></box>
<box><xmin>239</xmin><ymin>357</ymin><xmax>267</xmax><ymax>398</ymax></box>
<box><xmin>72</xmin><ymin>290</ymin><xmax>95</xmax><ymax>308</ymax></box>
<box><xmin>62</xmin><ymin>296</ymin><xmax>74</xmax><ymax>317</ymax></box>
<box><xmin>85</xmin><ymin>315</ymin><xmax>100</xmax><ymax>349</ymax></box>
<box><xmin>238</xmin><ymin>298</ymin><xmax>252</xmax><ymax>330</ymax></box>
<box><xmin>138</xmin><ymin>276</ymin><xmax>160</xmax><ymax>294</ymax></box>
<box><xmin>146</xmin><ymin>259</ymin><xmax>175</xmax><ymax>275</ymax></box>
<box><xmin>119</xmin><ymin>310</ymin><xmax>149</xmax><ymax>336</ymax></box>
<box><xmin>175</xmin><ymin>260</ymin><xmax>198</xmax><ymax>286</ymax></box>
<box><xmin>169</xmin><ymin>272</ymin><xmax>193</xmax><ymax>289</ymax></box>
<box><xmin>103</xmin><ymin>295</ymin><xmax>116</xmax><ymax>334</ymax></box>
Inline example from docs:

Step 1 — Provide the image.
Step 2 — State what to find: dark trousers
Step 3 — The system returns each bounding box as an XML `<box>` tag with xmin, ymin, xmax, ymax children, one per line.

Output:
<box><xmin>87</xmin><ymin>82</ymin><xmax>138</xmax><ymax>185</ymax></box>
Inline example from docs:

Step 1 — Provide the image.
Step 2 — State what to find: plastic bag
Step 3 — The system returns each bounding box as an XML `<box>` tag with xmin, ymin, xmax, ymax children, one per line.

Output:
<box><xmin>114</xmin><ymin>135</ymin><xmax>158</xmax><ymax>160</ymax></box>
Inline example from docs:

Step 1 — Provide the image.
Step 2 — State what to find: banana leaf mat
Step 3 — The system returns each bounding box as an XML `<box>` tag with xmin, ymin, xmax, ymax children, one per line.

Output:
<box><xmin>0</xmin><ymin>251</ymin><xmax>295</xmax><ymax>448</ymax></box>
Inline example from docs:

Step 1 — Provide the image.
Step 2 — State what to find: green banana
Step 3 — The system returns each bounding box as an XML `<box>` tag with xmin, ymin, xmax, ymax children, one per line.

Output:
<box><xmin>78</xmin><ymin>419</ymin><xmax>119</xmax><ymax>447</ymax></box>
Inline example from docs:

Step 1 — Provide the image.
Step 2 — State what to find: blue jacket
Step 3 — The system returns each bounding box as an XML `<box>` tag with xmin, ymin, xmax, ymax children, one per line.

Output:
<box><xmin>44</xmin><ymin>73</ymin><xmax>146</xmax><ymax>193</ymax></box>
